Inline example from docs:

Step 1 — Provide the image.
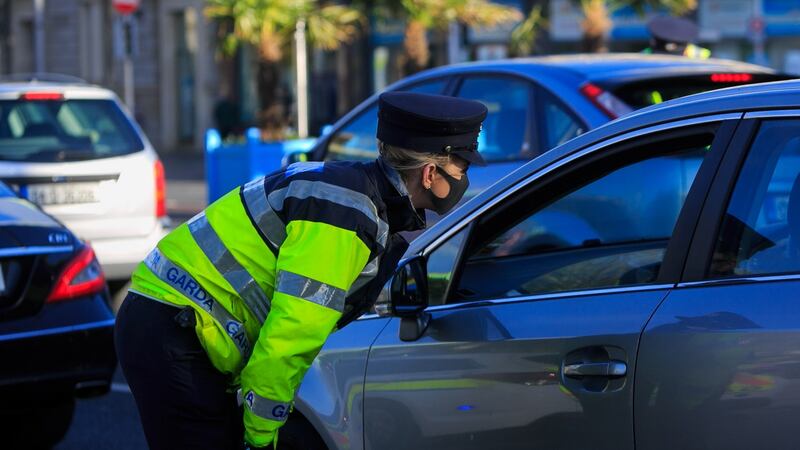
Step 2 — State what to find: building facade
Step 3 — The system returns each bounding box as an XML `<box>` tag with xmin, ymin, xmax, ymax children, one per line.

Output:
<box><xmin>0</xmin><ymin>0</ymin><xmax>218</xmax><ymax>153</ymax></box>
<box><xmin>1</xmin><ymin>0</ymin><xmax>797</xmax><ymax>153</ymax></box>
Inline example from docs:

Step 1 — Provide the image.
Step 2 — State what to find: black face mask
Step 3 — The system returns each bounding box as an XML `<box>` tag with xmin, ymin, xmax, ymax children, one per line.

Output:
<box><xmin>429</xmin><ymin>167</ymin><xmax>469</xmax><ymax>215</ymax></box>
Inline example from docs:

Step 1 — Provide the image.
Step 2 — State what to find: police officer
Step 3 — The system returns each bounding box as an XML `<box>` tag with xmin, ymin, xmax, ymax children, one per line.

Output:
<box><xmin>643</xmin><ymin>15</ymin><xmax>711</xmax><ymax>59</ymax></box>
<box><xmin>114</xmin><ymin>92</ymin><xmax>488</xmax><ymax>450</ymax></box>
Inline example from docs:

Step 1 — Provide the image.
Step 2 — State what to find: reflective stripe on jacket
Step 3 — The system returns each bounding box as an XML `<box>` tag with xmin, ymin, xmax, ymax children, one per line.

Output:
<box><xmin>130</xmin><ymin>159</ymin><xmax>423</xmax><ymax>447</ymax></box>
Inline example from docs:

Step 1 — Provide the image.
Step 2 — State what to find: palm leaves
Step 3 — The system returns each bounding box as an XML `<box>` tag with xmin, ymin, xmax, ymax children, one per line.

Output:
<box><xmin>205</xmin><ymin>0</ymin><xmax>363</xmax><ymax>62</ymax></box>
<box><xmin>510</xmin><ymin>5</ymin><xmax>546</xmax><ymax>57</ymax></box>
<box><xmin>619</xmin><ymin>0</ymin><xmax>697</xmax><ymax>15</ymax></box>
<box><xmin>398</xmin><ymin>0</ymin><xmax>523</xmax><ymax>69</ymax></box>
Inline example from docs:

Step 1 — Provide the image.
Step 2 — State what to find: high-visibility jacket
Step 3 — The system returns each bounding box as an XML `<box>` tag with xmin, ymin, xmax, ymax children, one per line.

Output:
<box><xmin>642</xmin><ymin>44</ymin><xmax>711</xmax><ymax>59</ymax></box>
<box><xmin>129</xmin><ymin>158</ymin><xmax>424</xmax><ymax>447</ymax></box>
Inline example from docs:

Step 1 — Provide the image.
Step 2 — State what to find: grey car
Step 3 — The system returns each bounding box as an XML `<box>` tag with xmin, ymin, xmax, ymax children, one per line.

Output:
<box><xmin>280</xmin><ymin>80</ymin><xmax>800</xmax><ymax>450</ymax></box>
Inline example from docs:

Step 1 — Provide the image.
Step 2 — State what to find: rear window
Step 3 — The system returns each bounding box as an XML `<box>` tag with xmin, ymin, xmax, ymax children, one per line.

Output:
<box><xmin>609</xmin><ymin>74</ymin><xmax>794</xmax><ymax>110</ymax></box>
<box><xmin>0</xmin><ymin>98</ymin><xmax>144</xmax><ymax>162</ymax></box>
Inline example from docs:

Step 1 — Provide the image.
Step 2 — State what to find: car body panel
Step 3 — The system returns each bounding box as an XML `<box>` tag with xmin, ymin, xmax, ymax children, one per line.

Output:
<box><xmin>364</xmin><ymin>289</ymin><xmax>669</xmax><ymax>450</ymax></box>
<box><xmin>0</xmin><ymin>187</ymin><xmax>115</xmax><ymax>405</ymax></box>
<box><xmin>0</xmin><ymin>196</ymin><xmax>62</xmax><ymax>229</ymax></box>
<box><xmin>635</xmin><ymin>280</ymin><xmax>800</xmax><ymax>450</ymax></box>
<box><xmin>0</xmin><ymin>294</ymin><xmax>115</xmax><ymax>394</ymax></box>
<box><xmin>295</xmin><ymin>317</ymin><xmax>392</xmax><ymax>450</ymax></box>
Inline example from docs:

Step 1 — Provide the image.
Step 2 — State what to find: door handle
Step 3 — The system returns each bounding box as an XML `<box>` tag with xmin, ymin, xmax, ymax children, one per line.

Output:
<box><xmin>563</xmin><ymin>360</ymin><xmax>627</xmax><ymax>378</ymax></box>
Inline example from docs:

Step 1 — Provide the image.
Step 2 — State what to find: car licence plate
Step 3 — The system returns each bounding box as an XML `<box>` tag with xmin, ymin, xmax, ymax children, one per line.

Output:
<box><xmin>26</xmin><ymin>182</ymin><xmax>101</xmax><ymax>205</ymax></box>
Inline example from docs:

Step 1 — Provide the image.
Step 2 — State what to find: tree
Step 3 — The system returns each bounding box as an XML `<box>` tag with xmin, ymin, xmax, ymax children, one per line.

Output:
<box><xmin>510</xmin><ymin>5</ymin><xmax>546</xmax><ymax>57</ymax></box>
<box><xmin>576</xmin><ymin>0</ymin><xmax>697</xmax><ymax>53</ymax></box>
<box><xmin>206</xmin><ymin>0</ymin><xmax>364</xmax><ymax>138</ymax></box>
<box><xmin>397</xmin><ymin>0</ymin><xmax>523</xmax><ymax>74</ymax></box>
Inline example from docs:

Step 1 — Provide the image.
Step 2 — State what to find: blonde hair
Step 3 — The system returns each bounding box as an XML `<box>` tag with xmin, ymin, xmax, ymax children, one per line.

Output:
<box><xmin>378</xmin><ymin>141</ymin><xmax>450</xmax><ymax>181</ymax></box>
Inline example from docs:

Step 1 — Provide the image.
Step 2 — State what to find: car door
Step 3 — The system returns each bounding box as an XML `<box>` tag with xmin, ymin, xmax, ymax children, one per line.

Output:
<box><xmin>635</xmin><ymin>111</ymin><xmax>800</xmax><ymax>450</ymax></box>
<box><xmin>362</xmin><ymin>115</ymin><xmax>741</xmax><ymax>450</ymax></box>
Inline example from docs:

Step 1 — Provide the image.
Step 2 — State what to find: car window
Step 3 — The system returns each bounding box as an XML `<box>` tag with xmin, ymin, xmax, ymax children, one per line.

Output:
<box><xmin>540</xmin><ymin>89</ymin><xmax>585</xmax><ymax>149</ymax></box>
<box><xmin>441</xmin><ymin>136</ymin><xmax>712</xmax><ymax>302</ymax></box>
<box><xmin>0</xmin><ymin>99</ymin><xmax>144</xmax><ymax>162</ymax></box>
<box><xmin>609</xmin><ymin>74</ymin><xmax>792</xmax><ymax>110</ymax></box>
<box><xmin>426</xmin><ymin>226</ymin><xmax>469</xmax><ymax>306</ymax></box>
<box><xmin>326</xmin><ymin>79</ymin><xmax>448</xmax><ymax>162</ymax></box>
<box><xmin>0</xmin><ymin>181</ymin><xmax>16</xmax><ymax>197</ymax></box>
<box><xmin>710</xmin><ymin>119</ymin><xmax>800</xmax><ymax>277</ymax></box>
<box><xmin>404</xmin><ymin>79</ymin><xmax>448</xmax><ymax>95</ymax></box>
<box><xmin>456</xmin><ymin>77</ymin><xmax>533</xmax><ymax>162</ymax></box>
<box><xmin>327</xmin><ymin>103</ymin><xmax>379</xmax><ymax>162</ymax></box>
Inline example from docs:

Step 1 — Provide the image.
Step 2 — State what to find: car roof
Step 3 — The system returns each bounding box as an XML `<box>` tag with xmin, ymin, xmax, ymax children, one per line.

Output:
<box><xmin>410</xmin><ymin>79</ymin><xmax>800</xmax><ymax>253</ymax></box>
<box><xmin>405</xmin><ymin>53</ymin><xmax>779</xmax><ymax>85</ymax></box>
<box><xmin>0</xmin><ymin>81</ymin><xmax>118</xmax><ymax>100</ymax></box>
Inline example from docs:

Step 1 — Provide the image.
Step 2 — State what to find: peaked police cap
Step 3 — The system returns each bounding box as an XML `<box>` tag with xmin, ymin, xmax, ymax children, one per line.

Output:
<box><xmin>647</xmin><ymin>16</ymin><xmax>699</xmax><ymax>44</ymax></box>
<box><xmin>377</xmin><ymin>92</ymin><xmax>488</xmax><ymax>166</ymax></box>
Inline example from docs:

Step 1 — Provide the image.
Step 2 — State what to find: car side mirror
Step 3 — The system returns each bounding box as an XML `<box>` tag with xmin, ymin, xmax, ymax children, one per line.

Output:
<box><xmin>375</xmin><ymin>256</ymin><xmax>431</xmax><ymax>341</ymax></box>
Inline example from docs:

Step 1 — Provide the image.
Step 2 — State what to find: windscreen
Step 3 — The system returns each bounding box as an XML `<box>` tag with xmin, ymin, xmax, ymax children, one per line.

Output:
<box><xmin>609</xmin><ymin>73</ymin><xmax>794</xmax><ymax>110</ymax></box>
<box><xmin>0</xmin><ymin>98</ymin><xmax>144</xmax><ymax>162</ymax></box>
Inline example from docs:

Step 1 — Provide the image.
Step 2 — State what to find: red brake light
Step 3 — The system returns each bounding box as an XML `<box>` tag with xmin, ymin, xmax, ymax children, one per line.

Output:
<box><xmin>580</xmin><ymin>83</ymin><xmax>603</xmax><ymax>99</ymax></box>
<box><xmin>580</xmin><ymin>82</ymin><xmax>633</xmax><ymax>119</ymax></box>
<box><xmin>155</xmin><ymin>159</ymin><xmax>167</xmax><ymax>218</ymax></box>
<box><xmin>20</xmin><ymin>92</ymin><xmax>64</xmax><ymax>101</ymax></box>
<box><xmin>711</xmin><ymin>73</ymin><xmax>754</xmax><ymax>83</ymax></box>
<box><xmin>47</xmin><ymin>245</ymin><xmax>106</xmax><ymax>303</ymax></box>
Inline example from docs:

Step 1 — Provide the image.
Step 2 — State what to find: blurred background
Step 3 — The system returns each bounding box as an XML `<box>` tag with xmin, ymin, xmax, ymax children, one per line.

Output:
<box><xmin>1</xmin><ymin>0</ymin><xmax>798</xmax><ymax>154</ymax></box>
<box><xmin>1</xmin><ymin>2</ymin><xmax>800</xmax><ymax>448</ymax></box>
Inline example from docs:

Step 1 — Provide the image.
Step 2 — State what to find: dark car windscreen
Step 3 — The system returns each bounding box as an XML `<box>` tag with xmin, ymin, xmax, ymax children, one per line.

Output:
<box><xmin>609</xmin><ymin>73</ymin><xmax>794</xmax><ymax>110</ymax></box>
<box><xmin>0</xmin><ymin>98</ymin><xmax>144</xmax><ymax>162</ymax></box>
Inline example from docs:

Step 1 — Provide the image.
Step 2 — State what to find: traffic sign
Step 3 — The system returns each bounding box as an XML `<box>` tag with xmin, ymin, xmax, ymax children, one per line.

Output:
<box><xmin>112</xmin><ymin>0</ymin><xmax>140</xmax><ymax>15</ymax></box>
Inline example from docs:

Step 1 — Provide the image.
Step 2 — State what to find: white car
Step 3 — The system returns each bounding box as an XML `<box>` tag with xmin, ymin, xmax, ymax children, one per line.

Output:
<box><xmin>0</xmin><ymin>78</ymin><xmax>167</xmax><ymax>288</ymax></box>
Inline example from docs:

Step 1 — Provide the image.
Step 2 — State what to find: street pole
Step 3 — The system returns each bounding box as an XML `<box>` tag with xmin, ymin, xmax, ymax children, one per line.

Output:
<box><xmin>752</xmin><ymin>0</ymin><xmax>767</xmax><ymax>66</ymax></box>
<box><xmin>448</xmin><ymin>21</ymin><xmax>461</xmax><ymax>65</ymax></box>
<box><xmin>123</xmin><ymin>14</ymin><xmax>135</xmax><ymax>112</ymax></box>
<box><xmin>0</xmin><ymin>0</ymin><xmax>10</xmax><ymax>74</ymax></box>
<box><xmin>295</xmin><ymin>19</ymin><xmax>308</xmax><ymax>139</ymax></box>
<box><xmin>34</xmin><ymin>0</ymin><xmax>45</xmax><ymax>74</ymax></box>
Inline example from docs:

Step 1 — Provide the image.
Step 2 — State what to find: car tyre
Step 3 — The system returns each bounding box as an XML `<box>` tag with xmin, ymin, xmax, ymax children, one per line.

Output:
<box><xmin>278</xmin><ymin>414</ymin><xmax>327</xmax><ymax>450</ymax></box>
<box><xmin>3</xmin><ymin>396</ymin><xmax>75</xmax><ymax>449</ymax></box>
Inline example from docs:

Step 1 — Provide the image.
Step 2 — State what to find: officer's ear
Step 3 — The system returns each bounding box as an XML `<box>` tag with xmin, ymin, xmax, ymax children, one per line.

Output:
<box><xmin>421</xmin><ymin>163</ymin><xmax>438</xmax><ymax>190</ymax></box>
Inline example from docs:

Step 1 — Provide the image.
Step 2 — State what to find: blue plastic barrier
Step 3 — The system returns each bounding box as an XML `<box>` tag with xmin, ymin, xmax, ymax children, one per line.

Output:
<box><xmin>205</xmin><ymin>127</ymin><xmax>316</xmax><ymax>203</ymax></box>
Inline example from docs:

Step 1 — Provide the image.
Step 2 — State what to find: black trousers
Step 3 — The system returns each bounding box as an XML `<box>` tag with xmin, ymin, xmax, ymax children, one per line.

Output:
<box><xmin>115</xmin><ymin>292</ymin><xmax>244</xmax><ymax>450</ymax></box>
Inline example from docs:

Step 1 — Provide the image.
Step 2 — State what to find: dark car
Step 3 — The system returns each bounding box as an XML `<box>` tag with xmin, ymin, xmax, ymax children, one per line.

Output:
<box><xmin>279</xmin><ymin>80</ymin><xmax>800</xmax><ymax>450</ymax></box>
<box><xmin>0</xmin><ymin>182</ymin><xmax>116</xmax><ymax>449</ymax></box>
<box><xmin>297</xmin><ymin>54</ymin><xmax>792</xmax><ymax>200</ymax></box>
